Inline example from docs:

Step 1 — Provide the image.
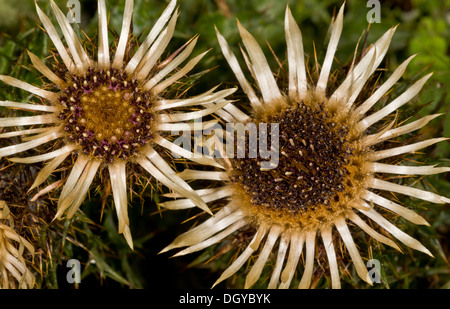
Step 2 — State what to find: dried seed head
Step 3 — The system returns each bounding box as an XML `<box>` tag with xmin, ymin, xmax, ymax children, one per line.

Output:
<box><xmin>229</xmin><ymin>100</ymin><xmax>368</xmax><ymax>229</ymax></box>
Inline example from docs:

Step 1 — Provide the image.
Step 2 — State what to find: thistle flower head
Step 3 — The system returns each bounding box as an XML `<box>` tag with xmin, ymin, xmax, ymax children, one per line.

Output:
<box><xmin>0</xmin><ymin>0</ymin><xmax>234</xmax><ymax>249</ymax></box>
<box><xmin>0</xmin><ymin>201</ymin><xmax>35</xmax><ymax>289</ymax></box>
<box><xmin>161</xmin><ymin>4</ymin><xmax>450</xmax><ymax>288</ymax></box>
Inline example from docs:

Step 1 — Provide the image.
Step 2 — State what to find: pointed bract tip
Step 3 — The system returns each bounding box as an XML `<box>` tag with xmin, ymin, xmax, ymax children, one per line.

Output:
<box><xmin>424</xmin><ymin>248</ymin><xmax>434</xmax><ymax>258</ymax></box>
<box><xmin>201</xmin><ymin>204</ymin><xmax>213</xmax><ymax>216</ymax></box>
<box><xmin>407</xmin><ymin>53</ymin><xmax>419</xmax><ymax>61</ymax></box>
<box><xmin>159</xmin><ymin>241</ymin><xmax>184</xmax><ymax>255</ymax></box>
<box><xmin>338</xmin><ymin>1</ymin><xmax>346</xmax><ymax>13</ymax></box>
<box><xmin>123</xmin><ymin>226</ymin><xmax>134</xmax><ymax>250</ymax></box>
<box><xmin>49</xmin><ymin>0</ymin><xmax>58</xmax><ymax>9</ymax></box>
<box><xmin>235</xmin><ymin>18</ymin><xmax>248</xmax><ymax>32</ymax></box>
<box><xmin>426</xmin><ymin>72</ymin><xmax>434</xmax><ymax>78</ymax></box>
<box><xmin>158</xmin><ymin>245</ymin><xmax>172</xmax><ymax>255</ymax></box>
<box><xmin>215</xmin><ymin>26</ymin><xmax>226</xmax><ymax>43</ymax></box>
<box><xmin>285</xmin><ymin>3</ymin><xmax>291</xmax><ymax>12</ymax></box>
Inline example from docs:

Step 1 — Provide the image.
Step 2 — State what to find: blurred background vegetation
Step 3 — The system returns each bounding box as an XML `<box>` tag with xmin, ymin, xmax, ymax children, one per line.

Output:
<box><xmin>0</xmin><ymin>0</ymin><xmax>449</xmax><ymax>289</ymax></box>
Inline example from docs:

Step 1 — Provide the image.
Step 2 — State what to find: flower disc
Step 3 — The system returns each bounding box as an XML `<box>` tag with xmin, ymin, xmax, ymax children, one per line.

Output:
<box><xmin>58</xmin><ymin>67</ymin><xmax>155</xmax><ymax>162</ymax></box>
<box><xmin>229</xmin><ymin>100</ymin><xmax>369</xmax><ymax>229</ymax></box>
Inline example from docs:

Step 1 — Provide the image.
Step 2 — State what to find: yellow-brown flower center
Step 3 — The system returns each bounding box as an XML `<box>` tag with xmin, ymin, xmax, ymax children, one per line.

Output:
<box><xmin>58</xmin><ymin>67</ymin><xmax>155</xmax><ymax>162</ymax></box>
<box><xmin>229</xmin><ymin>101</ymin><xmax>366</xmax><ymax>229</ymax></box>
<box><xmin>80</xmin><ymin>86</ymin><xmax>135</xmax><ymax>141</ymax></box>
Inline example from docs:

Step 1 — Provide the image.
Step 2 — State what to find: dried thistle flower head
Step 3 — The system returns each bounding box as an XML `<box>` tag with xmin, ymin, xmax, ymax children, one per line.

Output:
<box><xmin>0</xmin><ymin>201</ymin><xmax>35</xmax><ymax>289</ymax></box>
<box><xmin>161</xmin><ymin>4</ymin><xmax>450</xmax><ymax>288</ymax></box>
<box><xmin>0</xmin><ymin>0</ymin><xmax>234</xmax><ymax>249</ymax></box>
